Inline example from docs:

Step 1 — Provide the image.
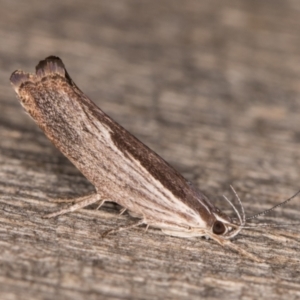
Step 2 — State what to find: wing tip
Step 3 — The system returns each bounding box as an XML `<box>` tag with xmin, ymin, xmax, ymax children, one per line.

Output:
<box><xmin>35</xmin><ymin>56</ymin><xmax>66</xmax><ymax>79</ymax></box>
<box><xmin>10</xmin><ymin>70</ymin><xmax>32</xmax><ymax>93</ymax></box>
<box><xmin>10</xmin><ymin>56</ymin><xmax>71</xmax><ymax>93</ymax></box>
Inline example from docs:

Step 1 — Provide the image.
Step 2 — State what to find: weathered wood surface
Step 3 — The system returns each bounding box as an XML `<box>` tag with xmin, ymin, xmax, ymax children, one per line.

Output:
<box><xmin>1</xmin><ymin>0</ymin><xmax>300</xmax><ymax>299</ymax></box>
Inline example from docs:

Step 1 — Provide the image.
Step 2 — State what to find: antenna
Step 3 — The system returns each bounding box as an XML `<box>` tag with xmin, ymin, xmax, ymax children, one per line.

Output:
<box><xmin>246</xmin><ymin>189</ymin><xmax>300</xmax><ymax>220</ymax></box>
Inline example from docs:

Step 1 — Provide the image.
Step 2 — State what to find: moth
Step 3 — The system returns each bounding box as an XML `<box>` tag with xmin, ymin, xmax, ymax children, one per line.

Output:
<box><xmin>10</xmin><ymin>56</ymin><xmax>299</xmax><ymax>262</ymax></box>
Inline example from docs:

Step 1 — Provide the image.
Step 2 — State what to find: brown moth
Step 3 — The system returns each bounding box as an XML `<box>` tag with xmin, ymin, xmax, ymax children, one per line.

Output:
<box><xmin>10</xmin><ymin>56</ymin><xmax>299</xmax><ymax>262</ymax></box>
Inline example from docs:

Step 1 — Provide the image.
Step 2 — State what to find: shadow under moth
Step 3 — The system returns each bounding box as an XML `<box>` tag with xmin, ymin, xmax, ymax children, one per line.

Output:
<box><xmin>10</xmin><ymin>56</ymin><xmax>300</xmax><ymax>262</ymax></box>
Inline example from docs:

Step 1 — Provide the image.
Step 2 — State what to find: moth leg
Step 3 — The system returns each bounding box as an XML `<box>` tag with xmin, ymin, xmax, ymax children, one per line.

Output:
<box><xmin>96</xmin><ymin>199</ymin><xmax>105</xmax><ymax>210</ymax></box>
<box><xmin>119</xmin><ymin>207</ymin><xmax>127</xmax><ymax>215</ymax></box>
<box><xmin>44</xmin><ymin>193</ymin><xmax>103</xmax><ymax>218</ymax></box>
<box><xmin>47</xmin><ymin>193</ymin><xmax>97</xmax><ymax>203</ymax></box>
<box><xmin>223</xmin><ymin>240</ymin><xmax>263</xmax><ymax>263</ymax></box>
<box><xmin>211</xmin><ymin>234</ymin><xmax>264</xmax><ymax>263</ymax></box>
<box><xmin>102</xmin><ymin>219</ymin><xmax>144</xmax><ymax>238</ymax></box>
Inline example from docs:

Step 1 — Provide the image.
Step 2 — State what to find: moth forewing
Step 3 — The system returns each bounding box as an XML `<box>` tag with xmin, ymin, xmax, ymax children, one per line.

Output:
<box><xmin>10</xmin><ymin>56</ymin><xmax>268</xmax><ymax>262</ymax></box>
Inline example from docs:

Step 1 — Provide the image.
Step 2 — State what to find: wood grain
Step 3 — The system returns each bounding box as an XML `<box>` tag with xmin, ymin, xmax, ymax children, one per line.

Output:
<box><xmin>1</xmin><ymin>0</ymin><xmax>300</xmax><ymax>299</ymax></box>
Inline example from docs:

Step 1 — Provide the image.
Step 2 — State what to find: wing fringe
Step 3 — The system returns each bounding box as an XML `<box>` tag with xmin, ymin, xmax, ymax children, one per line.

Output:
<box><xmin>35</xmin><ymin>56</ymin><xmax>66</xmax><ymax>79</ymax></box>
<box><xmin>10</xmin><ymin>56</ymin><xmax>69</xmax><ymax>93</ymax></box>
<box><xmin>10</xmin><ymin>70</ymin><xmax>33</xmax><ymax>93</ymax></box>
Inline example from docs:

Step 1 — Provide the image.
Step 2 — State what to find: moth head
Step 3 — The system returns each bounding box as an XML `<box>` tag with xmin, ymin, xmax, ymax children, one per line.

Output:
<box><xmin>209</xmin><ymin>186</ymin><xmax>300</xmax><ymax>240</ymax></box>
<box><xmin>210</xmin><ymin>208</ymin><xmax>242</xmax><ymax>239</ymax></box>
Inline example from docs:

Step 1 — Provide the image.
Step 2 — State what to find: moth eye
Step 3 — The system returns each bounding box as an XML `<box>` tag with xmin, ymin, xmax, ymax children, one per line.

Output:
<box><xmin>212</xmin><ymin>220</ymin><xmax>226</xmax><ymax>235</ymax></box>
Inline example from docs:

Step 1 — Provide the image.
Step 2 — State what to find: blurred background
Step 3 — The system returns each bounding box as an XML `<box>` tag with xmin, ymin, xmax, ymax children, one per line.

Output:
<box><xmin>1</xmin><ymin>0</ymin><xmax>300</xmax><ymax>299</ymax></box>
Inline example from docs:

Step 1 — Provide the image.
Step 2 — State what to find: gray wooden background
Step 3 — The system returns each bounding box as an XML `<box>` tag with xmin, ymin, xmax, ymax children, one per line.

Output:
<box><xmin>1</xmin><ymin>0</ymin><xmax>300</xmax><ymax>299</ymax></box>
